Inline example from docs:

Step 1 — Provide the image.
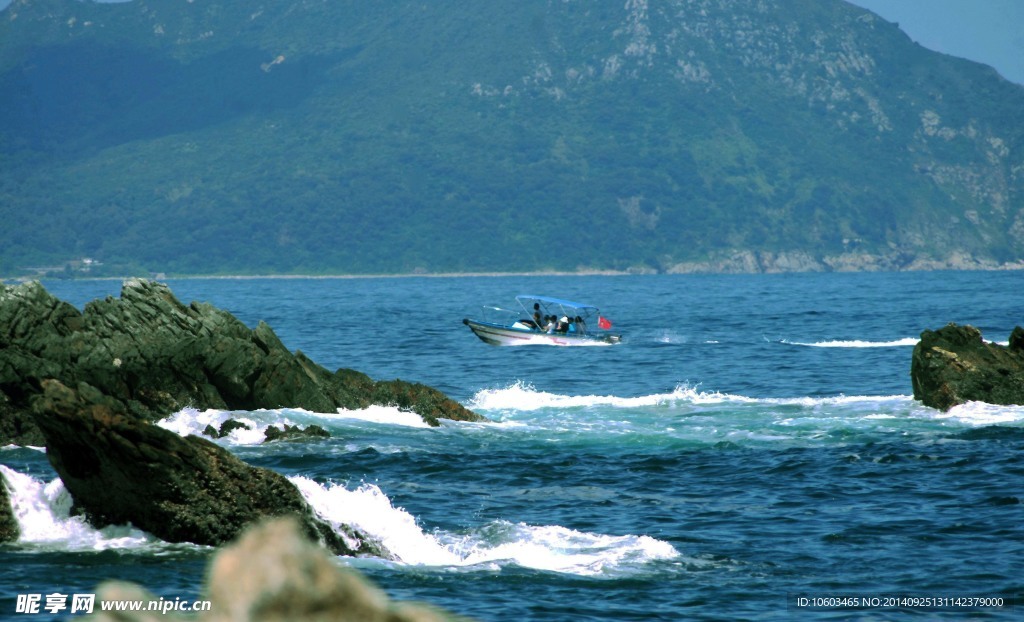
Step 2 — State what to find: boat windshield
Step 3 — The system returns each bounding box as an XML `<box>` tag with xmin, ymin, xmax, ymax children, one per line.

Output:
<box><xmin>476</xmin><ymin>305</ymin><xmax>521</xmax><ymax>325</ymax></box>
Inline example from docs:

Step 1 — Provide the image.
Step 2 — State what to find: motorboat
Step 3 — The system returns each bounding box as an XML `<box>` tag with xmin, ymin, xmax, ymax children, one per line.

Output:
<box><xmin>463</xmin><ymin>295</ymin><xmax>622</xmax><ymax>346</ymax></box>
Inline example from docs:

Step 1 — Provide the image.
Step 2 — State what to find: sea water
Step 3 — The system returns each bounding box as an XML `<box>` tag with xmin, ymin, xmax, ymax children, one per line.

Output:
<box><xmin>2</xmin><ymin>271</ymin><xmax>1022</xmax><ymax>620</ymax></box>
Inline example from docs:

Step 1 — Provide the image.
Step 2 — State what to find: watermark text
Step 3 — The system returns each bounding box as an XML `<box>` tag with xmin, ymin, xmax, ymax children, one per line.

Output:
<box><xmin>789</xmin><ymin>593</ymin><xmax>1014</xmax><ymax>612</ymax></box>
<box><xmin>15</xmin><ymin>592</ymin><xmax>211</xmax><ymax>616</ymax></box>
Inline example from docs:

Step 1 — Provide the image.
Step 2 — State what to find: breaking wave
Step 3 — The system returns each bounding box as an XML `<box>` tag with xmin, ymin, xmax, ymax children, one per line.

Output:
<box><xmin>468</xmin><ymin>381</ymin><xmax>907</xmax><ymax>411</ymax></box>
<box><xmin>291</xmin><ymin>475</ymin><xmax>679</xmax><ymax>576</ymax></box>
<box><xmin>0</xmin><ymin>465</ymin><xmax>156</xmax><ymax>551</ymax></box>
<box><xmin>463</xmin><ymin>382</ymin><xmax>1024</xmax><ymax>448</ymax></box>
<box><xmin>0</xmin><ymin>467</ymin><xmax>679</xmax><ymax>576</ymax></box>
<box><xmin>780</xmin><ymin>337</ymin><xmax>919</xmax><ymax>348</ymax></box>
<box><xmin>157</xmin><ymin>404</ymin><xmax>431</xmax><ymax>445</ymax></box>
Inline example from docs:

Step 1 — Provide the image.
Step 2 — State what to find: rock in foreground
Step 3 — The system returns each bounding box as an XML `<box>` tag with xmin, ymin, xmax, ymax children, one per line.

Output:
<box><xmin>92</xmin><ymin>517</ymin><xmax>467</xmax><ymax>622</ymax></box>
<box><xmin>911</xmin><ymin>323</ymin><xmax>1024</xmax><ymax>411</ymax></box>
<box><xmin>31</xmin><ymin>379</ymin><xmax>388</xmax><ymax>557</ymax></box>
<box><xmin>0</xmin><ymin>278</ymin><xmax>483</xmax><ymax>445</ymax></box>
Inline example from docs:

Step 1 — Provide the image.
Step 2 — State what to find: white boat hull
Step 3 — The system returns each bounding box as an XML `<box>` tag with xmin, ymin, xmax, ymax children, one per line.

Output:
<box><xmin>463</xmin><ymin>319</ymin><xmax>621</xmax><ymax>346</ymax></box>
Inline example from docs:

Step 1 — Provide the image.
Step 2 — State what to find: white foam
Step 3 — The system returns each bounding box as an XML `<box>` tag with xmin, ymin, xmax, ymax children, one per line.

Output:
<box><xmin>440</xmin><ymin>521</ymin><xmax>680</xmax><ymax>576</ymax></box>
<box><xmin>469</xmin><ymin>381</ymin><xmax>737</xmax><ymax>411</ymax></box>
<box><xmin>1</xmin><ymin>444</ymin><xmax>45</xmax><ymax>453</ymax></box>
<box><xmin>290</xmin><ymin>476</ymin><xmax>458</xmax><ymax>565</ymax></box>
<box><xmin>291</xmin><ymin>476</ymin><xmax>679</xmax><ymax>575</ymax></box>
<box><xmin>156</xmin><ymin>404</ymin><xmax>430</xmax><ymax>445</ymax></box>
<box><xmin>157</xmin><ymin>407</ymin><xmax>268</xmax><ymax>444</ymax></box>
<box><xmin>783</xmin><ymin>337</ymin><xmax>919</xmax><ymax>348</ymax></box>
<box><xmin>0</xmin><ymin>466</ymin><xmax>153</xmax><ymax>550</ymax></box>
<box><xmin>469</xmin><ymin>382</ymin><xmax>914</xmax><ymax>414</ymax></box>
<box><xmin>934</xmin><ymin>401</ymin><xmax>1024</xmax><ymax>426</ymax></box>
<box><xmin>759</xmin><ymin>394</ymin><xmax>912</xmax><ymax>408</ymax></box>
<box><xmin>323</xmin><ymin>406</ymin><xmax>432</xmax><ymax>429</ymax></box>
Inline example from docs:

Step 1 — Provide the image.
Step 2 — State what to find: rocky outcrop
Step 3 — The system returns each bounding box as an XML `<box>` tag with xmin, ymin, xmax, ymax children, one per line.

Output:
<box><xmin>263</xmin><ymin>423</ymin><xmax>330</xmax><ymax>443</ymax></box>
<box><xmin>203</xmin><ymin>419</ymin><xmax>255</xmax><ymax>440</ymax></box>
<box><xmin>92</xmin><ymin>518</ymin><xmax>464</xmax><ymax>622</ymax></box>
<box><xmin>0</xmin><ymin>278</ymin><xmax>483</xmax><ymax>445</ymax></box>
<box><xmin>911</xmin><ymin>323</ymin><xmax>1024</xmax><ymax>411</ymax></box>
<box><xmin>30</xmin><ymin>379</ymin><xmax>388</xmax><ymax>557</ymax></box>
<box><xmin>200</xmin><ymin>419</ymin><xmax>331</xmax><ymax>443</ymax></box>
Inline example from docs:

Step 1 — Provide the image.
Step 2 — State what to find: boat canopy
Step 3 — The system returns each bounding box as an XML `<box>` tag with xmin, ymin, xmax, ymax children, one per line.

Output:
<box><xmin>516</xmin><ymin>295</ymin><xmax>601</xmax><ymax>315</ymax></box>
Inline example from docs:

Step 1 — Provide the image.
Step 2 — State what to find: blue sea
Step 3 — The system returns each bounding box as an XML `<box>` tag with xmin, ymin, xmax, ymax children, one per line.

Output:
<box><xmin>2</xmin><ymin>271</ymin><xmax>1023</xmax><ymax>620</ymax></box>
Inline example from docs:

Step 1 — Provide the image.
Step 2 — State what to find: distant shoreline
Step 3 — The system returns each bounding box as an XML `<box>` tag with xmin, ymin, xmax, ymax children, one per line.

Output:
<box><xmin>155</xmin><ymin>270</ymin><xmax>634</xmax><ymax>280</ymax></box>
<box><xmin>160</xmin><ymin>270</ymin><xmax>638</xmax><ymax>280</ymax></box>
<box><xmin>5</xmin><ymin>261</ymin><xmax>1024</xmax><ymax>284</ymax></box>
<box><xmin>4</xmin><ymin>270</ymin><xmax>641</xmax><ymax>283</ymax></box>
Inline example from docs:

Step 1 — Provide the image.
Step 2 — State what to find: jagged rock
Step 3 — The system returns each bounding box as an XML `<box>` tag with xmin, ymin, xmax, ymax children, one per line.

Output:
<box><xmin>0</xmin><ymin>468</ymin><xmax>18</xmax><ymax>543</ymax></box>
<box><xmin>911</xmin><ymin>323</ymin><xmax>1024</xmax><ymax>411</ymax></box>
<box><xmin>0</xmin><ymin>390</ymin><xmax>45</xmax><ymax>447</ymax></box>
<box><xmin>263</xmin><ymin>424</ymin><xmax>330</xmax><ymax>443</ymax></box>
<box><xmin>30</xmin><ymin>379</ymin><xmax>389</xmax><ymax>558</ymax></box>
<box><xmin>0</xmin><ymin>279</ymin><xmax>484</xmax><ymax>445</ymax></box>
<box><xmin>203</xmin><ymin>419</ymin><xmax>254</xmax><ymax>439</ymax></box>
<box><xmin>92</xmin><ymin>518</ymin><xmax>465</xmax><ymax>622</ymax></box>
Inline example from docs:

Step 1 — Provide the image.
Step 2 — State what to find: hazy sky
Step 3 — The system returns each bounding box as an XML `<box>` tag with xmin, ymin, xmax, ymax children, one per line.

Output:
<box><xmin>1</xmin><ymin>0</ymin><xmax>1021</xmax><ymax>85</ymax></box>
<box><xmin>847</xmin><ymin>0</ymin><xmax>1024</xmax><ymax>84</ymax></box>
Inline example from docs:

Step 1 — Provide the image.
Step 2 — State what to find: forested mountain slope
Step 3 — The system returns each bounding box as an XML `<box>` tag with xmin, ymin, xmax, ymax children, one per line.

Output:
<box><xmin>1</xmin><ymin>0</ymin><xmax>1021</xmax><ymax>275</ymax></box>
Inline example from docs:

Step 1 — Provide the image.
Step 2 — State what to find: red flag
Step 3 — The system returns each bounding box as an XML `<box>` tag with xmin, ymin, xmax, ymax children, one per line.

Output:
<box><xmin>598</xmin><ymin>316</ymin><xmax>612</xmax><ymax>330</ymax></box>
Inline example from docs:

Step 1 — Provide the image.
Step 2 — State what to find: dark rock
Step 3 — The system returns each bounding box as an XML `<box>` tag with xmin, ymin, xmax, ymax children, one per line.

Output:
<box><xmin>201</xmin><ymin>418</ymin><xmax>256</xmax><ymax>439</ymax></box>
<box><xmin>0</xmin><ymin>279</ymin><xmax>484</xmax><ymax>445</ymax></box>
<box><xmin>911</xmin><ymin>323</ymin><xmax>1024</xmax><ymax>410</ymax></box>
<box><xmin>330</xmin><ymin>368</ymin><xmax>475</xmax><ymax>427</ymax></box>
<box><xmin>0</xmin><ymin>391</ymin><xmax>45</xmax><ymax>447</ymax></box>
<box><xmin>263</xmin><ymin>423</ymin><xmax>330</xmax><ymax>443</ymax></box>
<box><xmin>219</xmin><ymin>419</ymin><xmax>253</xmax><ymax>438</ymax></box>
<box><xmin>1009</xmin><ymin>326</ymin><xmax>1024</xmax><ymax>352</ymax></box>
<box><xmin>0</xmin><ymin>468</ymin><xmax>18</xmax><ymax>543</ymax></box>
<box><xmin>92</xmin><ymin>518</ymin><xmax>465</xmax><ymax>622</ymax></box>
<box><xmin>30</xmin><ymin>379</ymin><xmax>390</xmax><ymax>558</ymax></box>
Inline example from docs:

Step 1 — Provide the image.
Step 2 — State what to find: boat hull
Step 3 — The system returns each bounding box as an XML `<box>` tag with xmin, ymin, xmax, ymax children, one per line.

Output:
<box><xmin>463</xmin><ymin>318</ymin><xmax>621</xmax><ymax>346</ymax></box>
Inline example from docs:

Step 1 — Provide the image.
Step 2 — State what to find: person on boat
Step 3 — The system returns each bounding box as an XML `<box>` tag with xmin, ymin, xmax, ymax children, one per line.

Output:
<box><xmin>532</xmin><ymin>303</ymin><xmax>543</xmax><ymax>331</ymax></box>
<box><xmin>567</xmin><ymin>317</ymin><xmax>577</xmax><ymax>333</ymax></box>
<box><xmin>556</xmin><ymin>315</ymin><xmax>569</xmax><ymax>333</ymax></box>
<box><xmin>575</xmin><ymin>315</ymin><xmax>587</xmax><ymax>334</ymax></box>
<box><xmin>544</xmin><ymin>315</ymin><xmax>556</xmax><ymax>333</ymax></box>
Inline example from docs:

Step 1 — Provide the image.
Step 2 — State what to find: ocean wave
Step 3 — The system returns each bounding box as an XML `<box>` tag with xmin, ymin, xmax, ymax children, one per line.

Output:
<box><xmin>468</xmin><ymin>381</ymin><xmax>911</xmax><ymax>412</ymax></box>
<box><xmin>461</xmin><ymin>383</ymin><xmax>1020</xmax><ymax>445</ymax></box>
<box><xmin>0</xmin><ymin>466</ymin><xmax>156</xmax><ymax>551</ymax></box>
<box><xmin>468</xmin><ymin>381</ymin><xmax>747</xmax><ymax>411</ymax></box>
<box><xmin>156</xmin><ymin>404</ymin><xmax>431</xmax><ymax>444</ymax></box>
<box><xmin>932</xmin><ymin>400</ymin><xmax>1024</xmax><ymax>426</ymax></box>
<box><xmin>437</xmin><ymin>521</ymin><xmax>680</xmax><ymax>576</ymax></box>
<box><xmin>291</xmin><ymin>475</ymin><xmax>679</xmax><ymax>576</ymax></box>
<box><xmin>1</xmin><ymin>444</ymin><xmax>45</xmax><ymax>453</ymax></box>
<box><xmin>780</xmin><ymin>337</ymin><xmax>919</xmax><ymax>348</ymax></box>
<box><xmin>157</xmin><ymin>408</ymin><xmax>270</xmax><ymax>444</ymax></box>
<box><xmin>1</xmin><ymin>465</ymin><xmax>680</xmax><ymax>573</ymax></box>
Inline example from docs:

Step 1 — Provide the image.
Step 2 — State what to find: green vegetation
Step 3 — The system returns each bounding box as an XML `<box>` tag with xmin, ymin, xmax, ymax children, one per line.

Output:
<box><xmin>0</xmin><ymin>0</ymin><xmax>1021</xmax><ymax>276</ymax></box>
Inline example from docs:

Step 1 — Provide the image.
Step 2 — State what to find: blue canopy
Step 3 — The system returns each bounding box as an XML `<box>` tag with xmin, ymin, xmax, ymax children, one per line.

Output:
<box><xmin>516</xmin><ymin>295</ymin><xmax>600</xmax><ymax>314</ymax></box>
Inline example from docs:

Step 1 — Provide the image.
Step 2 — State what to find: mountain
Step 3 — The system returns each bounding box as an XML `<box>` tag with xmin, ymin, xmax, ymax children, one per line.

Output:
<box><xmin>1</xmin><ymin>0</ymin><xmax>1022</xmax><ymax>276</ymax></box>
